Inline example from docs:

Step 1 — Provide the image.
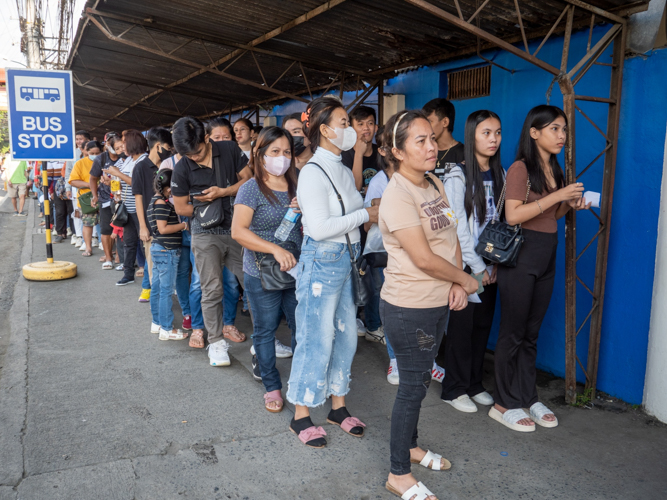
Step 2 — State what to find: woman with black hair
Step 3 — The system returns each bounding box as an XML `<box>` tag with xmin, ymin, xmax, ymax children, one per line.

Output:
<box><xmin>147</xmin><ymin>168</ymin><xmax>189</xmax><ymax>341</ymax></box>
<box><xmin>234</xmin><ymin>117</ymin><xmax>254</xmax><ymax>159</ymax></box>
<box><xmin>207</xmin><ymin>116</ymin><xmax>235</xmax><ymax>142</ymax></box>
<box><xmin>379</xmin><ymin>110</ymin><xmax>478</xmax><ymax>500</ymax></box>
<box><xmin>286</xmin><ymin>95</ymin><xmax>378</xmax><ymax>448</ymax></box>
<box><xmin>490</xmin><ymin>105</ymin><xmax>590</xmax><ymax>432</ymax></box>
<box><xmin>441</xmin><ymin>110</ymin><xmax>504</xmax><ymax>413</ymax></box>
<box><xmin>231</xmin><ymin>126</ymin><xmax>301</xmax><ymax>413</ymax></box>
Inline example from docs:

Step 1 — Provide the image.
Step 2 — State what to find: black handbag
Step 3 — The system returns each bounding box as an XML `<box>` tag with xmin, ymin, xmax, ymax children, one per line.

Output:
<box><xmin>475</xmin><ymin>179</ymin><xmax>530</xmax><ymax>268</ymax></box>
<box><xmin>110</xmin><ymin>200</ymin><xmax>129</xmax><ymax>227</ymax></box>
<box><xmin>193</xmin><ymin>153</ymin><xmax>226</xmax><ymax>229</ymax></box>
<box><xmin>256</xmin><ymin>243</ymin><xmax>300</xmax><ymax>291</ymax></box>
<box><xmin>309</xmin><ymin>163</ymin><xmax>374</xmax><ymax>307</ymax></box>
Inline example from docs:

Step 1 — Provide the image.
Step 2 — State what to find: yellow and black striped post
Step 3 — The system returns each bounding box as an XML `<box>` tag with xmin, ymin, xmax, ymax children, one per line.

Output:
<box><xmin>22</xmin><ymin>161</ymin><xmax>77</xmax><ymax>281</ymax></box>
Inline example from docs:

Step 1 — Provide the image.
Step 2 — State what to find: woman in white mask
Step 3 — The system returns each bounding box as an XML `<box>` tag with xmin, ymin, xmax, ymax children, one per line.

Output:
<box><xmin>231</xmin><ymin>126</ymin><xmax>302</xmax><ymax>414</ymax></box>
<box><xmin>283</xmin><ymin>96</ymin><xmax>379</xmax><ymax>448</ymax></box>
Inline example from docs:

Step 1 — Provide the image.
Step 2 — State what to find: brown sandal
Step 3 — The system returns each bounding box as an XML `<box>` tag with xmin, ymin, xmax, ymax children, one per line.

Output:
<box><xmin>223</xmin><ymin>325</ymin><xmax>246</xmax><ymax>343</ymax></box>
<box><xmin>189</xmin><ymin>329</ymin><xmax>204</xmax><ymax>349</ymax></box>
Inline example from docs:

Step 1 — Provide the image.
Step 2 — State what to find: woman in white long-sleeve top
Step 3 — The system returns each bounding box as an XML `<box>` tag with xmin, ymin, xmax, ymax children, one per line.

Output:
<box><xmin>441</xmin><ymin>110</ymin><xmax>505</xmax><ymax>413</ymax></box>
<box><xmin>286</xmin><ymin>96</ymin><xmax>379</xmax><ymax>448</ymax></box>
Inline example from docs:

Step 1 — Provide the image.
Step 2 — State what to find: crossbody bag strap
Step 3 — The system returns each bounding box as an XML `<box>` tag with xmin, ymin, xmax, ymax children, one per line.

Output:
<box><xmin>307</xmin><ymin>162</ymin><xmax>356</xmax><ymax>264</ymax></box>
<box><xmin>494</xmin><ymin>178</ymin><xmax>531</xmax><ymax>227</ymax></box>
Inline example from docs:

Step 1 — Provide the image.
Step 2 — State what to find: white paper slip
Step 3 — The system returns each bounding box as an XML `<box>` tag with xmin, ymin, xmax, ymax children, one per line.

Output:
<box><xmin>286</xmin><ymin>266</ymin><xmax>299</xmax><ymax>280</ymax></box>
<box><xmin>584</xmin><ymin>191</ymin><xmax>601</xmax><ymax>208</ymax></box>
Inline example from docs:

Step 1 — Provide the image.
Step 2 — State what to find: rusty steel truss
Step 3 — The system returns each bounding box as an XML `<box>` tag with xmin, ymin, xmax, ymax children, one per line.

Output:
<box><xmin>72</xmin><ymin>0</ymin><xmax>636</xmax><ymax>404</ymax></box>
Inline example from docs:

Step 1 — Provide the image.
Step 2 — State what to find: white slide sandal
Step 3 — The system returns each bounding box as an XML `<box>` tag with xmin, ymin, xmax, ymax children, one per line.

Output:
<box><xmin>488</xmin><ymin>407</ymin><xmax>535</xmax><ymax>432</ymax></box>
<box><xmin>527</xmin><ymin>402</ymin><xmax>559</xmax><ymax>428</ymax></box>
<box><xmin>410</xmin><ymin>450</ymin><xmax>451</xmax><ymax>471</ymax></box>
<box><xmin>386</xmin><ymin>481</ymin><xmax>436</xmax><ymax>500</ymax></box>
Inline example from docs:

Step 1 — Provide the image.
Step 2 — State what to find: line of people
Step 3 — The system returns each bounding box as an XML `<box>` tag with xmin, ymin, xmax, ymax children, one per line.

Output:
<box><xmin>60</xmin><ymin>95</ymin><xmax>590</xmax><ymax>500</ymax></box>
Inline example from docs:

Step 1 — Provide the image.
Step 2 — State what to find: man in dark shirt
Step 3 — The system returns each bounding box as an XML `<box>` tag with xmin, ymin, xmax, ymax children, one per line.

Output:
<box><xmin>341</xmin><ymin>106</ymin><xmax>379</xmax><ymax>194</ymax></box>
<box><xmin>423</xmin><ymin>98</ymin><xmax>465</xmax><ymax>181</ymax></box>
<box><xmin>132</xmin><ymin>128</ymin><xmax>174</xmax><ymax>292</ymax></box>
<box><xmin>89</xmin><ymin>133</ymin><xmax>122</xmax><ymax>267</ymax></box>
<box><xmin>171</xmin><ymin>116</ymin><xmax>252</xmax><ymax>367</ymax></box>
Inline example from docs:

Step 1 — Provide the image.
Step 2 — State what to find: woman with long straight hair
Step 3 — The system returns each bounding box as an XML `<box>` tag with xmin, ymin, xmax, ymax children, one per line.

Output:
<box><xmin>441</xmin><ymin>110</ymin><xmax>504</xmax><ymax>413</ymax></box>
<box><xmin>491</xmin><ymin>105</ymin><xmax>590</xmax><ymax>432</ymax></box>
<box><xmin>231</xmin><ymin>126</ymin><xmax>301</xmax><ymax>413</ymax></box>
<box><xmin>380</xmin><ymin>110</ymin><xmax>478</xmax><ymax>500</ymax></box>
<box><xmin>286</xmin><ymin>95</ymin><xmax>378</xmax><ymax>448</ymax></box>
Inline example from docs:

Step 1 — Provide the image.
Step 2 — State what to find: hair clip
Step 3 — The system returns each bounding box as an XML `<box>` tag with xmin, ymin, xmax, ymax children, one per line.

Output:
<box><xmin>301</xmin><ymin>110</ymin><xmax>310</xmax><ymax>128</ymax></box>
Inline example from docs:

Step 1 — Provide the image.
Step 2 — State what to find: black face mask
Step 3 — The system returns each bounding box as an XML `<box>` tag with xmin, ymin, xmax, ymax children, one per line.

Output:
<box><xmin>158</xmin><ymin>146</ymin><xmax>172</xmax><ymax>161</ymax></box>
<box><xmin>293</xmin><ymin>136</ymin><xmax>307</xmax><ymax>157</ymax></box>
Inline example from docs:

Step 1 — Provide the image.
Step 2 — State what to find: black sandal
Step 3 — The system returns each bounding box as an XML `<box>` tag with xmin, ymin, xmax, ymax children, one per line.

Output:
<box><xmin>289</xmin><ymin>416</ymin><xmax>327</xmax><ymax>448</ymax></box>
<box><xmin>326</xmin><ymin>407</ymin><xmax>366</xmax><ymax>437</ymax></box>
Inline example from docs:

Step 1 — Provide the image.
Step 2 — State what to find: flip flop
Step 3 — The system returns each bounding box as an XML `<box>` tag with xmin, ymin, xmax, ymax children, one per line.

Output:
<box><xmin>222</xmin><ymin>325</ymin><xmax>246</xmax><ymax>343</ymax></box>
<box><xmin>102</xmin><ymin>261</ymin><xmax>113</xmax><ymax>270</ymax></box>
<box><xmin>81</xmin><ymin>251</ymin><xmax>93</xmax><ymax>257</ymax></box>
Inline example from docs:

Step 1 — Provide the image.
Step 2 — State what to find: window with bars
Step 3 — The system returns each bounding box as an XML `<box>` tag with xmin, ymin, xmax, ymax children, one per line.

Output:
<box><xmin>447</xmin><ymin>65</ymin><xmax>491</xmax><ymax>100</ymax></box>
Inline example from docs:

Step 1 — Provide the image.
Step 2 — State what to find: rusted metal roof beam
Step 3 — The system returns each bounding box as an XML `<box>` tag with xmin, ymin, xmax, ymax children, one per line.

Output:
<box><xmin>563</xmin><ymin>0</ymin><xmax>626</xmax><ymax>24</ymax></box>
<box><xmin>403</xmin><ymin>0</ymin><xmax>560</xmax><ymax>76</ymax></box>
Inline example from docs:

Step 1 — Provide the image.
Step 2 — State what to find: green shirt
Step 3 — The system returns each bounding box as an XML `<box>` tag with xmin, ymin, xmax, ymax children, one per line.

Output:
<box><xmin>7</xmin><ymin>160</ymin><xmax>28</xmax><ymax>184</ymax></box>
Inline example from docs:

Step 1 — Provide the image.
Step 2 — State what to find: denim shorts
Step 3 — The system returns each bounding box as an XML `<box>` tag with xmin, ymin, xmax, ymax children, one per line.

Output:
<box><xmin>286</xmin><ymin>236</ymin><xmax>360</xmax><ymax>407</ymax></box>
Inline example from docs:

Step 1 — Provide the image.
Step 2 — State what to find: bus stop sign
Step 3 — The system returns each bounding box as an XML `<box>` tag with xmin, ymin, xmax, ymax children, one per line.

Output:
<box><xmin>6</xmin><ymin>68</ymin><xmax>76</xmax><ymax>161</ymax></box>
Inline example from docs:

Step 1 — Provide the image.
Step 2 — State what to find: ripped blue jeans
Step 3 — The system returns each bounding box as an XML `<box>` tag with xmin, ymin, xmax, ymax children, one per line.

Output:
<box><xmin>286</xmin><ymin>236</ymin><xmax>360</xmax><ymax>407</ymax></box>
<box><xmin>381</xmin><ymin>299</ymin><xmax>449</xmax><ymax>476</ymax></box>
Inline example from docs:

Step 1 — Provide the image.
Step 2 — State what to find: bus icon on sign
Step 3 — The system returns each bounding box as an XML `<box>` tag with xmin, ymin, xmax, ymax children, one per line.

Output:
<box><xmin>21</xmin><ymin>87</ymin><xmax>61</xmax><ymax>102</ymax></box>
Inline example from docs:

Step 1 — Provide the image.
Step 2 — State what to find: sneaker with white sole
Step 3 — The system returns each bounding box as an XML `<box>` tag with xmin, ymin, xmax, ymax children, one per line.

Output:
<box><xmin>250</xmin><ymin>339</ymin><xmax>293</xmax><ymax>359</ymax></box>
<box><xmin>356</xmin><ymin>318</ymin><xmax>367</xmax><ymax>337</ymax></box>
<box><xmin>444</xmin><ymin>394</ymin><xmax>478</xmax><ymax>413</ymax></box>
<box><xmin>150</xmin><ymin>322</ymin><xmax>160</xmax><ymax>334</ymax></box>
<box><xmin>387</xmin><ymin>358</ymin><xmax>399</xmax><ymax>385</ymax></box>
<box><xmin>251</xmin><ymin>354</ymin><xmax>262</xmax><ymax>381</ymax></box>
<box><xmin>70</xmin><ymin>235</ymin><xmax>77</xmax><ymax>245</ymax></box>
<box><xmin>75</xmin><ymin>237</ymin><xmax>83</xmax><ymax>248</ymax></box>
<box><xmin>92</xmin><ymin>237</ymin><xmax>99</xmax><ymax>246</ymax></box>
<box><xmin>207</xmin><ymin>339</ymin><xmax>231</xmax><ymax>366</ymax></box>
<box><xmin>431</xmin><ymin>362</ymin><xmax>445</xmax><ymax>383</ymax></box>
<box><xmin>472</xmin><ymin>391</ymin><xmax>494</xmax><ymax>406</ymax></box>
<box><xmin>98</xmin><ymin>242</ymin><xmax>104</xmax><ymax>250</ymax></box>
<box><xmin>365</xmin><ymin>326</ymin><xmax>386</xmax><ymax>344</ymax></box>
<box><xmin>159</xmin><ymin>328</ymin><xmax>189</xmax><ymax>341</ymax></box>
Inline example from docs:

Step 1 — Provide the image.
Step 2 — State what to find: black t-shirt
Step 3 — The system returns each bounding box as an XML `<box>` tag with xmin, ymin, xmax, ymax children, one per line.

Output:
<box><xmin>433</xmin><ymin>142</ymin><xmax>465</xmax><ymax>181</ymax></box>
<box><xmin>341</xmin><ymin>144</ymin><xmax>379</xmax><ymax>192</ymax></box>
<box><xmin>171</xmin><ymin>141</ymin><xmax>248</xmax><ymax>234</ymax></box>
<box><xmin>132</xmin><ymin>156</ymin><xmax>159</xmax><ymax>234</ymax></box>
<box><xmin>88</xmin><ymin>152</ymin><xmax>117</xmax><ymax>204</ymax></box>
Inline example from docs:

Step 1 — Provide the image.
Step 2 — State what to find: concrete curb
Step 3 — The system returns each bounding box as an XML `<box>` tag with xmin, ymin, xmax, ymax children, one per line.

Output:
<box><xmin>0</xmin><ymin>199</ymin><xmax>35</xmax><ymax>489</ymax></box>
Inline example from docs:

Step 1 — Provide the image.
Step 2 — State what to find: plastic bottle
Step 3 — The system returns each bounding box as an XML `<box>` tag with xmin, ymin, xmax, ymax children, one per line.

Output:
<box><xmin>110</xmin><ymin>176</ymin><xmax>121</xmax><ymax>194</ymax></box>
<box><xmin>274</xmin><ymin>208</ymin><xmax>300</xmax><ymax>242</ymax></box>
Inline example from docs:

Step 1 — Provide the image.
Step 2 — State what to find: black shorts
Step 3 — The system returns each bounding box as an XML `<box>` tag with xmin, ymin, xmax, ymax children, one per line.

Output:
<box><xmin>100</xmin><ymin>205</ymin><xmax>113</xmax><ymax>236</ymax></box>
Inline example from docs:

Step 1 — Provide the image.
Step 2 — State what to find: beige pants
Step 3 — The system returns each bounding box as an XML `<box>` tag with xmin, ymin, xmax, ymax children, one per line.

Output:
<box><xmin>143</xmin><ymin>238</ymin><xmax>153</xmax><ymax>282</ymax></box>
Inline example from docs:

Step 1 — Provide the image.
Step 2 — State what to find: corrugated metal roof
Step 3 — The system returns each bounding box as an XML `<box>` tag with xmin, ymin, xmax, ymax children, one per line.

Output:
<box><xmin>67</xmin><ymin>0</ymin><xmax>648</xmax><ymax>134</ymax></box>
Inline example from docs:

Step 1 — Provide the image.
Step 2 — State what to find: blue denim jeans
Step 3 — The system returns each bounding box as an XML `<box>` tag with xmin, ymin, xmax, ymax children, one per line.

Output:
<box><xmin>188</xmin><ymin>248</ymin><xmax>205</xmax><ymax>330</ymax></box>
<box><xmin>150</xmin><ymin>243</ymin><xmax>181</xmax><ymax>330</ymax></box>
<box><xmin>381</xmin><ymin>299</ymin><xmax>449</xmax><ymax>476</ymax></box>
<box><xmin>286</xmin><ymin>236</ymin><xmax>360</xmax><ymax>407</ymax></box>
<box><xmin>223</xmin><ymin>266</ymin><xmax>239</xmax><ymax>326</ymax></box>
<box><xmin>175</xmin><ymin>245</ymin><xmax>191</xmax><ymax>317</ymax></box>
<box><xmin>244</xmin><ymin>273</ymin><xmax>297</xmax><ymax>393</ymax></box>
<box><xmin>142</xmin><ymin>259</ymin><xmax>151</xmax><ymax>289</ymax></box>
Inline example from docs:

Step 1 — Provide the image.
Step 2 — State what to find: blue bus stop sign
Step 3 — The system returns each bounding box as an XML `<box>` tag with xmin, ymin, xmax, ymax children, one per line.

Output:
<box><xmin>6</xmin><ymin>68</ymin><xmax>76</xmax><ymax>161</ymax></box>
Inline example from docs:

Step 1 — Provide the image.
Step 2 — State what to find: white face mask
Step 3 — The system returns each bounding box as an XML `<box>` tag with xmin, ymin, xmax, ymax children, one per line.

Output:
<box><xmin>263</xmin><ymin>155</ymin><xmax>291</xmax><ymax>176</ymax></box>
<box><xmin>326</xmin><ymin>125</ymin><xmax>357</xmax><ymax>151</ymax></box>
<box><xmin>88</xmin><ymin>154</ymin><xmax>98</xmax><ymax>161</ymax></box>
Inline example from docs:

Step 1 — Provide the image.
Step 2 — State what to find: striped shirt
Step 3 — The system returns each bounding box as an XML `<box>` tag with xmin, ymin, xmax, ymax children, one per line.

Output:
<box><xmin>119</xmin><ymin>153</ymin><xmax>147</xmax><ymax>214</ymax></box>
<box><xmin>147</xmin><ymin>194</ymin><xmax>182</xmax><ymax>250</ymax></box>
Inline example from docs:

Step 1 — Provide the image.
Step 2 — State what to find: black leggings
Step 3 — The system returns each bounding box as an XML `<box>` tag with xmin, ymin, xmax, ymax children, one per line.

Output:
<box><xmin>441</xmin><ymin>282</ymin><xmax>497</xmax><ymax>401</ymax></box>
<box><xmin>494</xmin><ymin>229</ymin><xmax>558</xmax><ymax>410</ymax></box>
<box><xmin>122</xmin><ymin>213</ymin><xmax>140</xmax><ymax>280</ymax></box>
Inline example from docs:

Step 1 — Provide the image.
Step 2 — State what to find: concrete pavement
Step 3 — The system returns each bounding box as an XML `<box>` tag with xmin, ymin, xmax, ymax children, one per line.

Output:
<box><xmin>0</xmin><ymin>194</ymin><xmax>666</xmax><ymax>500</ymax></box>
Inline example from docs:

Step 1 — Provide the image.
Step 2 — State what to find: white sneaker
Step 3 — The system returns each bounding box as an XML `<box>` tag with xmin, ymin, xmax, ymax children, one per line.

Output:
<box><xmin>67</xmin><ymin>228</ymin><xmax>72</xmax><ymax>236</ymax></box>
<box><xmin>70</xmin><ymin>235</ymin><xmax>77</xmax><ymax>245</ymax></box>
<box><xmin>75</xmin><ymin>237</ymin><xmax>83</xmax><ymax>248</ymax></box>
<box><xmin>150</xmin><ymin>322</ymin><xmax>160</xmax><ymax>334</ymax></box>
<box><xmin>431</xmin><ymin>362</ymin><xmax>445</xmax><ymax>383</ymax></box>
<box><xmin>250</xmin><ymin>339</ymin><xmax>293</xmax><ymax>359</ymax></box>
<box><xmin>80</xmin><ymin>244</ymin><xmax>88</xmax><ymax>253</ymax></box>
<box><xmin>444</xmin><ymin>394</ymin><xmax>478</xmax><ymax>413</ymax></box>
<box><xmin>387</xmin><ymin>359</ymin><xmax>399</xmax><ymax>385</ymax></box>
<box><xmin>365</xmin><ymin>325</ymin><xmax>386</xmax><ymax>344</ymax></box>
<box><xmin>98</xmin><ymin>242</ymin><xmax>104</xmax><ymax>250</ymax></box>
<box><xmin>275</xmin><ymin>339</ymin><xmax>293</xmax><ymax>358</ymax></box>
<box><xmin>472</xmin><ymin>391</ymin><xmax>494</xmax><ymax>406</ymax></box>
<box><xmin>356</xmin><ymin>318</ymin><xmax>367</xmax><ymax>337</ymax></box>
<box><xmin>159</xmin><ymin>328</ymin><xmax>188</xmax><ymax>341</ymax></box>
<box><xmin>92</xmin><ymin>237</ymin><xmax>99</xmax><ymax>246</ymax></box>
<box><xmin>207</xmin><ymin>339</ymin><xmax>231</xmax><ymax>366</ymax></box>
<box><xmin>52</xmin><ymin>228</ymin><xmax>58</xmax><ymax>235</ymax></box>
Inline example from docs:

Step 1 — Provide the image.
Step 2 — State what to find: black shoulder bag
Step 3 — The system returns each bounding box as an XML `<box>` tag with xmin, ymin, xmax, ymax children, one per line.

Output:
<box><xmin>474</xmin><ymin>179</ymin><xmax>530</xmax><ymax>268</ymax></box>
<box><xmin>310</xmin><ymin>163</ymin><xmax>373</xmax><ymax>307</ymax></box>
<box><xmin>193</xmin><ymin>153</ymin><xmax>226</xmax><ymax>230</ymax></box>
<box><xmin>255</xmin><ymin>241</ymin><xmax>300</xmax><ymax>291</ymax></box>
<box><xmin>110</xmin><ymin>199</ymin><xmax>129</xmax><ymax>227</ymax></box>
